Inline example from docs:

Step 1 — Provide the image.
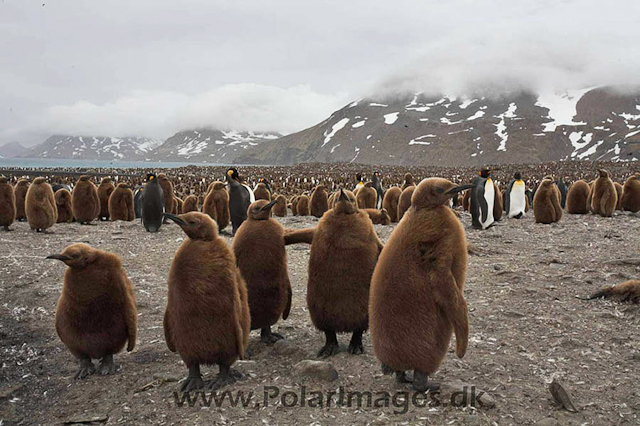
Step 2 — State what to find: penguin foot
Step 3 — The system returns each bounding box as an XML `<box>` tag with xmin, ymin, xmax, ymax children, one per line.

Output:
<box><xmin>413</xmin><ymin>370</ymin><xmax>440</xmax><ymax>392</ymax></box>
<box><xmin>81</xmin><ymin>222</ymin><xmax>97</xmax><ymax>226</ymax></box>
<box><xmin>260</xmin><ymin>327</ymin><xmax>285</xmax><ymax>344</ymax></box>
<box><xmin>381</xmin><ymin>364</ymin><xmax>394</xmax><ymax>375</ymax></box>
<box><xmin>348</xmin><ymin>331</ymin><xmax>364</xmax><ymax>355</ymax></box>
<box><xmin>180</xmin><ymin>364</ymin><xmax>204</xmax><ymax>392</ymax></box>
<box><xmin>207</xmin><ymin>366</ymin><xmax>242</xmax><ymax>391</ymax></box>
<box><xmin>317</xmin><ymin>342</ymin><xmax>340</xmax><ymax>358</ymax></box>
<box><xmin>75</xmin><ymin>359</ymin><xmax>96</xmax><ymax>379</ymax></box>
<box><xmin>2</xmin><ymin>226</ymin><xmax>12</xmax><ymax>231</ymax></box>
<box><xmin>395</xmin><ymin>371</ymin><xmax>411</xmax><ymax>384</ymax></box>
<box><xmin>98</xmin><ymin>354</ymin><xmax>116</xmax><ymax>375</ymax></box>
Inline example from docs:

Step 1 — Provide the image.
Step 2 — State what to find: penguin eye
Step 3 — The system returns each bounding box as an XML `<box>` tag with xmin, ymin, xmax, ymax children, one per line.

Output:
<box><xmin>437</xmin><ymin>188</ymin><xmax>445</xmax><ymax>193</ymax></box>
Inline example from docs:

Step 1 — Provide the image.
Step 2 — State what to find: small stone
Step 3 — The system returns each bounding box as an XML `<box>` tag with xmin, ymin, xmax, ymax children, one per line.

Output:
<box><xmin>272</xmin><ymin>339</ymin><xmax>301</xmax><ymax>356</ymax></box>
<box><xmin>294</xmin><ymin>360</ymin><xmax>339</xmax><ymax>382</ymax></box>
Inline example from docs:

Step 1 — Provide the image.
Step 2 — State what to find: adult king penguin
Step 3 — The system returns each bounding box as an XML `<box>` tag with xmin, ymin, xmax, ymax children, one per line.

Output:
<box><xmin>470</xmin><ymin>167</ymin><xmax>495</xmax><ymax>229</ymax></box>
<box><xmin>226</xmin><ymin>168</ymin><xmax>254</xmax><ymax>235</ymax></box>
<box><xmin>504</xmin><ymin>172</ymin><xmax>527</xmax><ymax>218</ymax></box>
<box><xmin>141</xmin><ymin>173</ymin><xmax>164</xmax><ymax>232</ymax></box>
<box><xmin>372</xmin><ymin>172</ymin><xmax>385</xmax><ymax>209</ymax></box>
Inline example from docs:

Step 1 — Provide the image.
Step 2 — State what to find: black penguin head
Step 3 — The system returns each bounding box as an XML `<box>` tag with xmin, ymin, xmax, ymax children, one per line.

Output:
<box><xmin>597</xmin><ymin>169</ymin><xmax>609</xmax><ymax>178</ymax></box>
<box><xmin>412</xmin><ymin>178</ymin><xmax>475</xmax><ymax>210</ymax></box>
<box><xmin>356</xmin><ymin>174</ymin><xmax>362</xmax><ymax>182</ymax></box>
<box><xmin>227</xmin><ymin>168</ymin><xmax>239</xmax><ymax>181</ymax></box>
<box><xmin>47</xmin><ymin>243</ymin><xmax>97</xmax><ymax>269</ymax></box>
<box><xmin>479</xmin><ymin>167</ymin><xmax>491</xmax><ymax>178</ymax></box>
<box><xmin>164</xmin><ymin>212</ymin><xmax>217</xmax><ymax>241</ymax></box>
<box><xmin>372</xmin><ymin>172</ymin><xmax>380</xmax><ymax>183</ymax></box>
<box><xmin>146</xmin><ymin>173</ymin><xmax>157</xmax><ymax>182</ymax></box>
<box><xmin>248</xmin><ymin>199</ymin><xmax>277</xmax><ymax>220</ymax></box>
<box><xmin>514</xmin><ymin>172</ymin><xmax>522</xmax><ymax>180</ymax></box>
<box><xmin>334</xmin><ymin>188</ymin><xmax>358</xmax><ymax>214</ymax></box>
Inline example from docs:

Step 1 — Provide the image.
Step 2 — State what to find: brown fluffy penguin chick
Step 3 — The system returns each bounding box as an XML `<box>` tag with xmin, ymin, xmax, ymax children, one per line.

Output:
<box><xmin>493</xmin><ymin>182</ymin><xmax>503</xmax><ymax>221</ymax></box>
<box><xmin>621</xmin><ymin>174</ymin><xmax>640</xmax><ymax>212</ymax></box>
<box><xmin>566</xmin><ymin>180</ymin><xmax>590</xmax><ymax>214</ymax></box>
<box><xmin>356</xmin><ymin>182</ymin><xmax>377</xmax><ymax>209</ymax></box>
<box><xmin>232</xmin><ymin>200</ymin><xmax>293</xmax><ymax>344</ymax></box>
<box><xmin>55</xmin><ymin>189</ymin><xmax>73</xmax><ymax>223</ymax></box>
<box><xmin>586</xmin><ymin>180</ymin><xmax>595</xmax><ymax>213</ymax></box>
<box><xmin>590</xmin><ymin>169</ymin><xmax>617</xmax><ymax>217</ymax></box>
<box><xmin>382</xmin><ymin>186</ymin><xmax>401</xmax><ymax>222</ymax></box>
<box><xmin>72</xmin><ymin>175</ymin><xmax>100</xmax><ymax>224</ymax></box>
<box><xmin>462</xmin><ymin>189</ymin><xmax>471</xmax><ymax>211</ymax></box>
<box><xmin>310</xmin><ymin>185</ymin><xmax>329</xmax><ymax>218</ymax></box>
<box><xmin>297</xmin><ymin>194</ymin><xmax>310</xmax><ymax>216</ymax></box>
<box><xmin>0</xmin><ymin>177</ymin><xmax>16</xmax><ymax>231</ymax></box>
<box><xmin>581</xmin><ymin>279</ymin><xmax>640</xmax><ymax>304</ymax></box>
<box><xmin>400</xmin><ymin>173</ymin><xmax>415</xmax><ymax>191</ymax></box>
<box><xmin>273</xmin><ymin>195</ymin><xmax>288</xmax><ymax>217</ymax></box>
<box><xmin>182</xmin><ymin>195</ymin><xmax>199</xmax><ymax>213</ymax></box>
<box><xmin>533</xmin><ymin>178</ymin><xmax>563</xmax><ymax>224</ymax></box>
<box><xmin>26</xmin><ymin>177</ymin><xmax>57</xmax><ymax>232</ymax></box>
<box><xmin>253</xmin><ymin>183</ymin><xmax>271</xmax><ymax>201</ymax></box>
<box><xmin>163</xmin><ymin>212</ymin><xmax>250</xmax><ymax>392</ymax></box>
<box><xmin>97</xmin><ymin>177</ymin><xmax>115</xmax><ymax>221</ymax></box>
<box><xmin>47</xmin><ymin>244</ymin><xmax>137</xmax><ymax>379</ymax></box>
<box><xmin>108</xmin><ymin>183</ymin><xmax>135</xmax><ymax>221</ymax></box>
<box><xmin>14</xmin><ymin>179</ymin><xmax>30</xmax><ymax>221</ymax></box>
<box><xmin>614</xmin><ymin>182</ymin><xmax>623</xmax><ymax>210</ymax></box>
<box><xmin>175</xmin><ymin>197</ymin><xmax>183</xmax><ymax>214</ymax></box>
<box><xmin>397</xmin><ymin>185</ymin><xmax>416</xmax><ymax>221</ymax></box>
<box><xmin>364</xmin><ymin>208</ymin><xmax>391</xmax><ymax>225</ymax></box>
<box><xmin>307</xmin><ymin>189</ymin><xmax>384</xmax><ymax>357</ymax></box>
<box><xmin>290</xmin><ymin>195</ymin><xmax>299</xmax><ymax>215</ymax></box>
<box><xmin>370</xmin><ymin>178</ymin><xmax>472</xmax><ymax>392</ymax></box>
<box><xmin>157</xmin><ymin>173</ymin><xmax>177</xmax><ymax>216</ymax></box>
<box><xmin>203</xmin><ymin>182</ymin><xmax>230</xmax><ymax>231</ymax></box>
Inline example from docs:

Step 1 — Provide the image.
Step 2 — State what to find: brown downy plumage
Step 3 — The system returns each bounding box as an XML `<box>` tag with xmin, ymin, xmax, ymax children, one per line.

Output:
<box><xmin>55</xmin><ymin>189</ymin><xmax>73</xmax><ymax>223</ymax></box>
<box><xmin>297</xmin><ymin>194</ymin><xmax>310</xmax><ymax>216</ymax></box>
<box><xmin>462</xmin><ymin>189</ymin><xmax>471</xmax><ymax>211</ymax></box>
<box><xmin>566</xmin><ymin>180</ymin><xmax>590</xmax><ymax>214</ymax></box>
<box><xmin>26</xmin><ymin>177</ymin><xmax>57</xmax><ymax>232</ymax></box>
<box><xmin>621</xmin><ymin>174</ymin><xmax>640</xmax><ymax>212</ymax></box>
<box><xmin>203</xmin><ymin>182</ymin><xmax>230</xmax><ymax>230</ymax></box>
<box><xmin>356</xmin><ymin>182</ymin><xmax>377</xmax><ymax>209</ymax></box>
<box><xmin>614</xmin><ymin>182</ymin><xmax>623</xmax><ymax>210</ymax></box>
<box><xmin>581</xmin><ymin>279</ymin><xmax>640</xmax><ymax>304</ymax></box>
<box><xmin>586</xmin><ymin>180</ymin><xmax>595</xmax><ymax>213</ymax></box>
<box><xmin>493</xmin><ymin>182</ymin><xmax>503</xmax><ymax>221</ymax></box>
<box><xmin>182</xmin><ymin>195</ymin><xmax>199</xmax><ymax>213</ymax></box>
<box><xmin>0</xmin><ymin>177</ymin><xmax>16</xmax><ymax>231</ymax></box>
<box><xmin>307</xmin><ymin>189</ymin><xmax>384</xmax><ymax>358</ymax></box>
<box><xmin>47</xmin><ymin>244</ymin><xmax>137</xmax><ymax>379</ymax></box>
<box><xmin>108</xmin><ymin>183</ymin><xmax>135</xmax><ymax>221</ymax></box>
<box><xmin>232</xmin><ymin>200</ymin><xmax>293</xmax><ymax>343</ymax></box>
<box><xmin>290</xmin><ymin>195</ymin><xmax>299</xmax><ymax>215</ymax></box>
<box><xmin>310</xmin><ymin>185</ymin><xmax>329</xmax><ymax>218</ymax></box>
<box><xmin>364</xmin><ymin>208</ymin><xmax>391</xmax><ymax>225</ymax></box>
<box><xmin>400</xmin><ymin>173</ymin><xmax>415</xmax><ymax>191</ymax></box>
<box><xmin>14</xmin><ymin>179</ymin><xmax>30</xmax><ymax>221</ymax></box>
<box><xmin>163</xmin><ymin>212</ymin><xmax>250</xmax><ymax>392</ymax></box>
<box><xmin>370</xmin><ymin>178</ymin><xmax>472</xmax><ymax>392</ymax></box>
<box><xmin>97</xmin><ymin>178</ymin><xmax>115</xmax><ymax>220</ymax></box>
<box><xmin>157</xmin><ymin>173</ymin><xmax>177</xmax><ymax>215</ymax></box>
<box><xmin>253</xmin><ymin>183</ymin><xmax>271</xmax><ymax>201</ymax></box>
<box><xmin>72</xmin><ymin>175</ymin><xmax>100</xmax><ymax>224</ymax></box>
<box><xmin>590</xmin><ymin>169</ymin><xmax>617</xmax><ymax>217</ymax></box>
<box><xmin>175</xmin><ymin>197</ymin><xmax>183</xmax><ymax>214</ymax></box>
<box><xmin>272</xmin><ymin>195</ymin><xmax>288</xmax><ymax>217</ymax></box>
<box><xmin>382</xmin><ymin>186</ymin><xmax>401</xmax><ymax>222</ymax></box>
<box><xmin>397</xmin><ymin>185</ymin><xmax>416</xmax><ymax>221</ymax></box>
<box><xmin>533</xmin><ymin>178</ymin><xmax>563</xmax><ymax>224</ymax></box>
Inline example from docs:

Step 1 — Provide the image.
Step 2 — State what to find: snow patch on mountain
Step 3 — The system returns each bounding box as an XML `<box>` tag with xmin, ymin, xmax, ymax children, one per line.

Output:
<box><xmin>322</xmin><ymin>118</ymin><xmax>350</xmax><ymax>147</ymax></box>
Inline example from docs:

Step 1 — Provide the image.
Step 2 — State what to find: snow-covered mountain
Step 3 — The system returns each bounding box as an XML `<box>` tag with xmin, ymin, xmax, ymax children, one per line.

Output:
<box><xmin>0</xmin><ymin>141</ymin><xmax>29</xmax><ymax>158</ymax></box>
<box><xmin>235</xmin><ymin>86</ymin><xmax>640</xmax><ymax>166</ymax></box>
<box><xmin>23</xmin><ymin>135</ymin><xmax>163</xmax><ymax>160</ymax></box>
<box><xmin>146</xmin><ymin>129</ymin><xmax>282</xmax><ymax>163</ymax></box>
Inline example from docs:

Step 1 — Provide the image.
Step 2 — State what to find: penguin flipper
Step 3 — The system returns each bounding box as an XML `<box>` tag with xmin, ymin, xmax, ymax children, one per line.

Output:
<box><xmin>284</xmin><ymin>228</ymin><xmax>315</xmax><ymax>245</ymax></box>
<box><xmin>433</xmin><ymin>271</ymin><xmax>469</xmax><ymax>358</ymax></box>
<box><xmin>123</xmin><ymin>276</ymin><xmax>137</xmax><ymax>352</ymax></box>
<box><xmin>283</xmin><ymin>281</ymin><xmax>292</xmax><ymax>320</ymax></box>
<box><xmin>163</xmin><ymin>308</ymin><xmax>176</xmax><ymax>352</ymax></box>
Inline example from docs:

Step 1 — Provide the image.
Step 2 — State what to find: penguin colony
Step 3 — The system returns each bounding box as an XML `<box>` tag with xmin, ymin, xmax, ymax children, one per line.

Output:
<box><xmin>3</xmin><ymin>163</ymin><xmax>637</xmax><ymax>393</ymax></box>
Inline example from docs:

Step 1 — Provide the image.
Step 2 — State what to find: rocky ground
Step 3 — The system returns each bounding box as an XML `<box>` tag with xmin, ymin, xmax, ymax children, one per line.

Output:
<box><xmin>0</xmin><ymin>208</ymin><xmax>639</xmax><ymax>425</ymax></box>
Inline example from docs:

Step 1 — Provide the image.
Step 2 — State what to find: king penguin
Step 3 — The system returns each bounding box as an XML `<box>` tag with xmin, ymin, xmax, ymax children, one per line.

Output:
<box><xmin>504</xmin><ymin>172</ymin><xmax>527</xmax><ymax>218</ymax></box>
<box><xmin>226</xmin><ymin>168</ymin><xmax>254</xmax><ymax>235</ymax></box>
<box><xmin>141</xmin><ymin>173</ymin><xmax>164</xmax><ymax>232</ymax></box>
<box><xmin>470</xmin><ymin>167</ymin><xmax>495</xmax><ymax>229</ymax></box>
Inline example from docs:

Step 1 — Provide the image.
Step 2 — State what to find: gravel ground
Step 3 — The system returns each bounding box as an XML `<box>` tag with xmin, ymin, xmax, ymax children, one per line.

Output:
<box><xmin>0</xmin><ymin>208</ymin><xmax>639</xmax><ymax>425</ymax></box>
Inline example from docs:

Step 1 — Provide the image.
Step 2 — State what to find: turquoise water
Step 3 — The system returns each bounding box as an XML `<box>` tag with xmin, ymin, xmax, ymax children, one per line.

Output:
<box><xmin>0</xmin><ymin>158</ymin><xmax>229</xmax><ymax>169</ymax></box>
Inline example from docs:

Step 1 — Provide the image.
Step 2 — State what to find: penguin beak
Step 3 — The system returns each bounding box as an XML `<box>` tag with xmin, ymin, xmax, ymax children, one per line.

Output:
<box><xmin>163</xmin><ymin>213</ymin><xmax>186</xmax><ymax>226</ymax></box>
<box><xmin>46</xmin><ymin>254</ymin><xmax>71</xmax><ymax>261</ymax></box>
<box><xmin>339</xmin><ymin>188</ymin><xmax>348</xmax><ymax>201</ymax></box>
<box><xmin>261</xmin><ymin>199</ymin><xmax>278</xmax><ymax>211</ymax></box>
<box><xmin>446</xmin><ymin>184</ymin><xmax>475</xmax><ymax>195</ymax></box>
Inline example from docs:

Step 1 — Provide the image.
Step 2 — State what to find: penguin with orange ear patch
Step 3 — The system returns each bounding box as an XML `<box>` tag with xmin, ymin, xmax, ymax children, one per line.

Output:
<box><xmin>307</xmin><ymin>189</ymin><xmax>384</xmax><ymax>357</ymax></box>
<box><xmin>47</xmin><ymin>244</ymin><xmax>137</xmax><ymax>379</ymax></box>
<box><xmin>163</xmin><ymin>212</ymin><xmax>250</xmax><ymax>391</ymax></box>
<box><xmin>370</xmin><ymin>178</ymin><xmax>473</xmax><ymax>392</ymax></box>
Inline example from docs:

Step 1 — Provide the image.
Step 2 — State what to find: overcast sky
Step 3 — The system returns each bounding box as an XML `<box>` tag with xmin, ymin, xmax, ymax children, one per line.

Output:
<box><xmin>1</xmin><ymin>0</ymin><xmax>639</xmax><ymax>146</ymax></box>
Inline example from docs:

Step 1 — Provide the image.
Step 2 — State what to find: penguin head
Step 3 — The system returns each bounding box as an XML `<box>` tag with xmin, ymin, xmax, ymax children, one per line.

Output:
<box><xmin>412</xmin><ymin>178</ymin><xmax>475</xmax><ymax>210</ymax></box>
<box><xmin>146</xmin><ymin>173</ymin><xmax>156</xmax><ymax>182</ymax></box>
<box><xmin>116</xmin><ymin>182</ymin><xmax>130</xmax><ymax>189</ymax></box>
<box><xmin>479</xmin><ymin>167</ymin><xmax>491</xmax><ymax>178</ymax></box>
<box><xmin>248</xmin><ymin>199</ymin><xmax>278</xmax><ymax>220</ymax></box>
<box><xmin>164</xmin><ymin>212</ymin><xmax>218</xmax><ymax>241</ymax></box>
<box><xmin>404</xmin><ymin>173</ymin><xmax>413</xmax><ymax>183</ymax></box>
<box><xmin>597</xmin><ymin>169</ymin><xmax>609</xmax><ymax>178</ymax></box>
<box><xmin>101</xmin><ymin>177</ymin><xmax>112</xmax><ymax>184</ymax></box>
<box><xmin>334</xmin><ymin>188</ymin><xmax>358</xmax><ymax>214</ymax></box>
<box><xmin>356</xmin><ymin>173</ymin><xmax>362</xmax><ymax>183</ymax></box>
<box><xmin>0</xmin><ymin>176</ymin><xmax>7</xmax><ymax>184</ymax></box>
<box><xmin>47</xmin><ymin>243</ymin><xmax>98</xmax><ymax>269</ymax></box>
<box><xmin>379</xmin><ymin>208</ymin><xmax>391</xmax><ymax>225</ymax></box>
<box><xmin>514</xmin><ymin>172</ymin><xmax>522</xmax><ymax>180</ymax></box>
<box><xmin>78</xmin><ymin>175</ymin><xmax>90</xmax><ymax>182</ymax></box>
<box><xmin>372</xmin><ymin>172</ymin><xmax>380</xmax><ymax>182</ymax></box>
<box><xmin>227</xmin><ymin>168</ymin><xmax>239</xmax><ymax>181</ymax></box>
<box><xmin>33</xmin><ymin>177</ymin><xmax>47</xmax><ymax>185</ymax></box>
